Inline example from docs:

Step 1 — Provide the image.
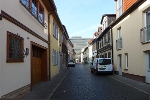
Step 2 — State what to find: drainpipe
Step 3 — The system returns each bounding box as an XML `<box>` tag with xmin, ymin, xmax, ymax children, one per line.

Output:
<box><xmin>110</xmin><ymin>26</ymin><xmax>114</xmax><ymax>67</ymax></box>
<box><xmin>48</xmin><ymin>14</ymin><xmax>51</xmax><ymax>81</ymax></box>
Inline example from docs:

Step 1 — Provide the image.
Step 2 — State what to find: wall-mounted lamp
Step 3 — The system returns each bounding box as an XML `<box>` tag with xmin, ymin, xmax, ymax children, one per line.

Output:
<box><xmin>23</xmin><ymin>48</ymin><xmax>29</xmax><ymax>57</ymax></box>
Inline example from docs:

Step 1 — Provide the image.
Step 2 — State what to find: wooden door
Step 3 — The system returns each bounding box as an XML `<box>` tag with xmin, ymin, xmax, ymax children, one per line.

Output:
<box><xmin>31</xmin><ymin>46</ymin><xmax>42</xmax><ymax>86</ymax></box>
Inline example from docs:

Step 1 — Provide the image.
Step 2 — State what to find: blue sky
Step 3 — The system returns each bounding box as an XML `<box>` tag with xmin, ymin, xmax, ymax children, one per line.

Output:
<box><xmin>54</xmin><ymin>0</ymin><xmax>116</xmax><ymax>38</ymax></box>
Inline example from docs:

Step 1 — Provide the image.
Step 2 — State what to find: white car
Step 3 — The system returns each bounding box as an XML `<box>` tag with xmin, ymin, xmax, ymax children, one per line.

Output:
<box><xmin>68</xmin><ymin>60</ymin><xmax>75</xmax><ymax>67</ymax></box>
<box><xmin>91</xmin><ymin>58</ymin><xmax>113</xmax><ymax>75</ymax></box>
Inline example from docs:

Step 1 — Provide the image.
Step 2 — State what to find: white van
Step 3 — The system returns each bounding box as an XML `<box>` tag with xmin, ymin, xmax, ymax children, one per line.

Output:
<box><xmin>90</xmin><ymin>58</ymin><xmax>113</xmax><ymax>75</ymax></box>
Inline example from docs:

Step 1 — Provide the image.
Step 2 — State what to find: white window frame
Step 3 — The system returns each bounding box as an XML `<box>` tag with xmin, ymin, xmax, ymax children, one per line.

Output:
<box><xmin>53</xmin><ymin>50</ymin><xmax>58</xmax><ymax>66</ymax></box>
<box><xmin>117</xmin><ymin>28</ymin><xmax>121</xmax><ymax>39</ymax></box>
<box><xmin>117</xmin><ymin>27</ymin><xmax>122</xmax><ymax>49</ymax></box>
<box><xmin>145</xmin><ymin>10</ymin><xmax>150</xmax><ymax>42</ymax></box>
<box><xmin>125</xmin><ymin>53</ymin><xmax>128</xmax><ymax>69</ymax></box>
<box><xmin>117</xmin><ymin>0</ymin><xmax>122</xmax><ymax>17</ymax></box>
<box><xmin>53</xmin><ymin>20</ymin><xmax>58</xmax><ymax>39</ymax></box>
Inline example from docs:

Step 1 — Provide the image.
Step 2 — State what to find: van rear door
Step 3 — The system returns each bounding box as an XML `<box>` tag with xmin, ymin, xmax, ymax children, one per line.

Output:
<box><xmin>98</xmin><ymin>59</ymin><xmax>112</xmax><ymax>71</ymax></box>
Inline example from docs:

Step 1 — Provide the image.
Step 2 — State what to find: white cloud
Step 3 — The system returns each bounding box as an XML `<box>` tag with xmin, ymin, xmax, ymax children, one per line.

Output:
<box><xmin>71</xmin><ymin>24</ymin><xmax>99</xmax><ymax>36</ymax></box>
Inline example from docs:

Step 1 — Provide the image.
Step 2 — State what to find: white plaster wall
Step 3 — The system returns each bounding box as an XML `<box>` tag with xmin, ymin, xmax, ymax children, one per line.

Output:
<box><xmin>1</xmin><ymin>0</ymin><xmax>48</xmax><ymax>41</ymax></box>
<box><xmin>0</xmin><ymin>0</ymin><xmax>49</xmax><ymax>96</ymax></box>
<box><xmin>0</xmin><ymin>0</ymin><xmax>1</xmax><ymax>11</ymax></box>
<box><xmin>113</xmin><ymin>1</ymin><xmax>150</xmax><ymax>76</ymax></box>
<box><xmin>89</xmin><ymin>45</ymin><xmax>93</xmax><ymax>61</ymax></box>
<box><xmin>0</xmin><ymin>19</ymin><xmax>48</xmax><ymax>96</ymax></box>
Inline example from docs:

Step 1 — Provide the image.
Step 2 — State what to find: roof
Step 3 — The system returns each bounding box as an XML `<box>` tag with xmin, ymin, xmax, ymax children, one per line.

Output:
<box><xmin>88</xmin><ymin>38</ymin><xmax>94</xmax><ymax>44</ymax></box>
<box><xmin>63</xmin><ymin>25</ymin><xmax>69</xmax><ymax>40</ymax></box>
<box><xmin>100</xmin><ymin>14</ymin><xmax>116</xmax><ymax>24</ymax></box>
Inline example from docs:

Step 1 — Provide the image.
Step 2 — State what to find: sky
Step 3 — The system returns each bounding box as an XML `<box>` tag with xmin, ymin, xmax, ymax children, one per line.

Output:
<box><xmin>54</xmin><ymin>0</ymin><xmax>116</xmax><ymax>38</ymax></box>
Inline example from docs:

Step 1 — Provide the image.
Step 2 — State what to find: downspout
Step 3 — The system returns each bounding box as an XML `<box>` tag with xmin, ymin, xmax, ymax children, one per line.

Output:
<box><xmin>48</xmin><ymin>14</ymin><xmax>51</xmax><ymax>81</ymax></box>
<box><xmin>110</xmin><ymin>27</ymin><xmax>114</xmax><ymax>66</ymax></box>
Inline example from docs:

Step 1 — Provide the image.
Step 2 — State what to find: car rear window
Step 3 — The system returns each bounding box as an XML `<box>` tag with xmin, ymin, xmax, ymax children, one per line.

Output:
<box><xmin>69</xmin><ymin>60</ymin><xmax>74</xmax><ymax>63</ymax></box>
<box><xmin>99</xmin><ymin>59</ymin><xmax>111</xmax><ymax>65</ymax></box>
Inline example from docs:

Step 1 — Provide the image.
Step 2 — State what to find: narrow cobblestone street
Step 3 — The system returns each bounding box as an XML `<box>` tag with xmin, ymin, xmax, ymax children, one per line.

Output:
<box><xmin>51</xmin><ymin>63</ymin><xmax>149</xmax><ymax>100</ymax></box>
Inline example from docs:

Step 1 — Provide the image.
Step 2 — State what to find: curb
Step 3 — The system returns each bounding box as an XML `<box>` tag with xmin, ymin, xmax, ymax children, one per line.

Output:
<box><xmin>47</xmin><ymin>69</ymin><xmax>70</xmax><ymax>99</ymax></box>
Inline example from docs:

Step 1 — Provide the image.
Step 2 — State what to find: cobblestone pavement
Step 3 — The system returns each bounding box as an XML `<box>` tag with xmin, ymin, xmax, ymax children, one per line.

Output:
<box><xmin>21</xmin><ymin>68</ymin><xmax>70</xmax><ymax>99</ymax></box>
<box><xmin>51</xmin><ymin>63</ymin><xmax>149</xmax><ymax>100</ymax></box>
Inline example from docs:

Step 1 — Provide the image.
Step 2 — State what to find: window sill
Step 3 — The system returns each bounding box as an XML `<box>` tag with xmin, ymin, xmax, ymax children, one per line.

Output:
<box><xmin>6</xmin><ymin>59</ymin><xmax>24</xmax><ymax>63</ymax></box>
<box><xmin>124</xmin><ymin>68</ymin><xmax>128</xmax><ymax>71</ymax></box>
<box><xmin>141</xmin><ymin>41</ymin><xmax>150</xmax><ymax>44</ymax></box>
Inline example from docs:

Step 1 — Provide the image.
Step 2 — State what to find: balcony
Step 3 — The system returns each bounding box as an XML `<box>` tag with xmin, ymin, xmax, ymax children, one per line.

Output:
<box><xmin>140</xmin><ymin>25</ymin><xmax>150</xmax><ymax>43</ymax></box>
<box><xmin>116</xmin><ymin>38</ymin><xmax>122</xmax><ymax>50</ymax></box>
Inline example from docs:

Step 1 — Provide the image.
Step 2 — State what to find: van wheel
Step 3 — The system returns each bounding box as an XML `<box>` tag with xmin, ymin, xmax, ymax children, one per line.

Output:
<box><xmin>110</xmin><ymin>71</ymin><xmax>114</xmax><ymax>75</ymax></box>
<box><xmin>94</xmin><ymin>69</ymin><xmax>98</xmax><ymax>75</ymax></box>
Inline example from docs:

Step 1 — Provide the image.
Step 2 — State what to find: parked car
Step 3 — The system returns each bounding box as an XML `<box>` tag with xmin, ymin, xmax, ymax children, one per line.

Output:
<box><xmin>90</xmin><ymin>58</ymin><xmax>113</xmax><ymax>75</ymax></box>
<box><xmin>68</xmin><ymin>60</ymin><xmax>75</xmax><ymax>67</ymax></box>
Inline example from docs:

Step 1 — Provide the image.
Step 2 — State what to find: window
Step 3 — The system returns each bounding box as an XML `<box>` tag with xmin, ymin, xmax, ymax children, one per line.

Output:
<box><xmin>146</xmin><ymin>10</ymin><xmax>150</xmax><ymax>41</ymax></box>
<box><xmin>99</xmin><ymin>41</ymin><xmax>101</xmax><ymax>48</ymax></box>
<box><xmin>20</xmin><ymin>0</ymin><xmax>44</xmax><ymax>25</ymax></box>
<box><xmin>108</xmin><ymin>52</ymin><xmax>111</xmax><ymax>58</ymax></box>
<box><xmin>53</xmin><ymin>50</ymin><xmax>58</xmax><ymax>65</ymax></box>
<box><xmin>21</xmin><ymin>0</ymin><xmax>29</xmax><ymax>8</ymax></box>
<box><xmin>108</xmin><ymin>32</ymin><xmax>110</xmax><ymax>43</ymax></box>
<box><xmin>31</xmin><ymin>0</ymin><xmax>37</xmax><ymax>17</ymax></box>
<box><xmin>125</xmin><ymin>53</ymin><xmax>128</xmax><ymax>69</ymax></box>
<box><xmin>53</xmin><ymin>21</ymin><xmax>58</xmax><ymax>39</ymax></box>
<box><xmin>117</xmin><ymin>28</ymin><xmax>122</xmax><ymax>49</ymax></box>
<box><xmin>7</xmin><ymin>31</ymin><xmax>24</xmax><ymax>62</ymax></box>
<box><xmin>105</xmin><ymin>53</ymin><xmax>107</xmax><ymax>58</ymax></box>
<box><xmin>117</xmin><ymin>0</ymin><xmax>122</xmax><ymax>17</ymax></box>
<box><xmin>38</xmin><ymin>3</ymin><xmax>44</xmax><ymax>24</ymax></box>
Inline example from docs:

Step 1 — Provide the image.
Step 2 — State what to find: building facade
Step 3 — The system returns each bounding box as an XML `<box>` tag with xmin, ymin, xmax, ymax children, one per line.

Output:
<box><xmin>67</xmin><ymin>39</ymin><xmax>74</xmax><ymax>61</ymax></box>
<box><xmin>112</xmin><ymin>0</ymin><xmax>149</xmax><ymax>83</ymax></box>
<box><xmin>0</xmin><ymin>0</ymin><xmax>56</xmax><ymax>98</ymax></box>
<box><xmin>70</xmin><ymin>36</ymin><xmax>91</xmax><ymax>62</ymax></box>
<box><xmin>97</xmin><ymin>14</ymin><xmax>116</xmax><ymax>59</ymax></box>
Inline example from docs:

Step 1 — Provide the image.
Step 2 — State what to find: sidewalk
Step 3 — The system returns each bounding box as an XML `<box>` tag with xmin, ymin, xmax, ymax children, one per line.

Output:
<box><xmin>20</xmin><ymin>68</ymin><xmax>70</xmax><ymax>99</ymax></box>
<box><xmin>109</xmin><ymin>75</ymin><xmax>150</xmax><ymax>95</ymax></box>
<box><xmin>85</xmin><ymin>63</ymin><xmax>150</xmax><ymax>96</ymax></box>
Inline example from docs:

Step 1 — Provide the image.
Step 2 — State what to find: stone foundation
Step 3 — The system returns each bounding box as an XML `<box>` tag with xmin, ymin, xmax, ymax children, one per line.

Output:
<box><xmin>1</xmin><ymin>84</ymin><xmax>30</xmax><ymax>99</ymax></box>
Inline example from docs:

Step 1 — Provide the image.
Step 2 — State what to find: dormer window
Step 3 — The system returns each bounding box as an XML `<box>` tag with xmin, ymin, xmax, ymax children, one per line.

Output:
<box><xmin>102</xmin><ymin>20</ymin><xmax>107</xmax><ymax>31</ymax></box>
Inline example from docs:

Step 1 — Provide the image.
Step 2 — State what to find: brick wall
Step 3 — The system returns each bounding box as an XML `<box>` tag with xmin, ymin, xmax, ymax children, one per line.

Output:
<box><xmin>123</xmin><ymin>0</ymin><xmax>137</xmax><ymax>12</ymax></box>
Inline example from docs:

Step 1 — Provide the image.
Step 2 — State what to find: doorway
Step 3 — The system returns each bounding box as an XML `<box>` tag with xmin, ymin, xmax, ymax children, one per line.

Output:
<box><xmin>146</xmin><ymin>52</ymin><xmax>150</xmax><ymax>83</ymax></box>
<box><xmin>31</xmin><ymin>43</ymin><xmax>48</xmax><ymax>88</ymax></box>
<box><xmin>118</xmin><ymin>55</ymin><xmax>122</xmax><ymax>75</ymax></box>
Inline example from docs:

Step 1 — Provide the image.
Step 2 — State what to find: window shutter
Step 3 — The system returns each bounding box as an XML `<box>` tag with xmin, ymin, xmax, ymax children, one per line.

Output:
<box><xmin>116</xmin><ymin>40</ymin><xmax>118</xmax><ymax>50</ymax></box>
<box><xmin>140</xmin><ymin>29</ymin><xmax>145</xmax><ymax>43</ymax></box>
